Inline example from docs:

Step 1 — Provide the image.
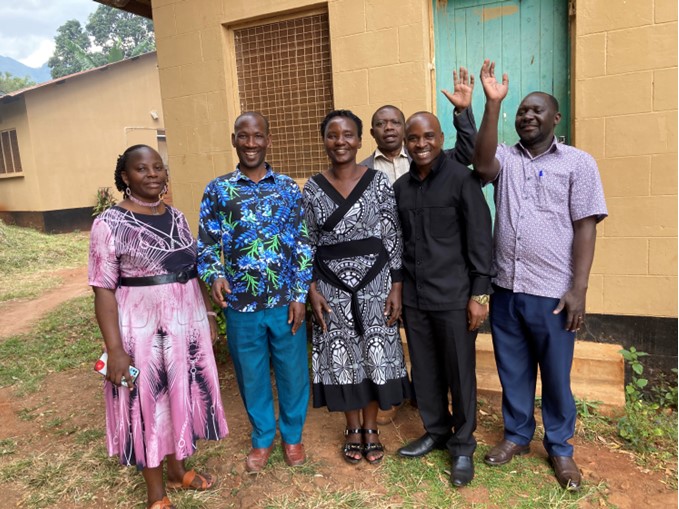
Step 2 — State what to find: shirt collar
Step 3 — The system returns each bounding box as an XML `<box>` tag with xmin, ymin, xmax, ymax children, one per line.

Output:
<box><xmin>374</xmin><ymin>146</ymin><xmax>409</xmax><ymax>161</ymax></box>
<box><xmin>407</xmin><ymin>151</ymin><xmax>447</xmax><ymax>182</ymax></box>
<box><xmin>231</xmin><ymin>162</ymin><xmax>275</xmax><ymax>183</ymax></box>
<box><xmin>515</xmin><ymin>136</ymin><xmax>560</xmax><ymax>160</ymax></box>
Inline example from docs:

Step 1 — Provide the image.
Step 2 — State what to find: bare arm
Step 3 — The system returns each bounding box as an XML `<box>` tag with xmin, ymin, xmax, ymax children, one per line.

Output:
<box><xmin>473</xmin><ymin>59</ymin><xmax>508</xmax><ymax>183</ymax></box>
<box><xmin>198</xmin><ymin>279</ymin><xmax>219</xmax><ymax>343</ymax></box>
<box><xmin>553</xmin><ymin>216</ymin><xmax>598</xmax><ymax>332</ymax></box>
<box><xmin>93</xmin><ymin>287</ymin><xmax>134</xmax><ymax>389</ymax></box>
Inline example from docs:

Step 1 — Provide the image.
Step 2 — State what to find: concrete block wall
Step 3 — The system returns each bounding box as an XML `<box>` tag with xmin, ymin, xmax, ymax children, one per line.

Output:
<box><xmin>574</xmin><ymin>0</ymin><xmax>678</xmax><ymax>318</ymax></box>
<box><xmin>329</xmin><ymin>0</ymin><xmax>433</xmax><ymax>162</ymax></box>
<box><xmin>151</xmin><ymin>0</ymin><xmax>433</xmax><ymax>230</ymax></box>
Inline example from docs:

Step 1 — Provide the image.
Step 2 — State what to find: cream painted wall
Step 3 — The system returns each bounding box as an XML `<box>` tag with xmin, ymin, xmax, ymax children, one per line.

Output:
<box><xmin>0</xmin><ymin>98</ymin><xmax>39</xmax><ymax>211</ymax></box>
<box><xmin>152</xmin><ymin>0</ymin><xmax>433</xmax><ymax>231</ymax></box>
<box><xmin>152</xmin><ymin>0</ymin><xmax>677</xmax><ymax>318</ymax></box>
<box><xmin>0</xmin><ymin>52</ymin><xmax>164</xmax><ymax>213</ymax></box>
<box><xmin>573</xmin><ymin>0</ymin><xmax>678</xmax><ymax>317</ymax></box>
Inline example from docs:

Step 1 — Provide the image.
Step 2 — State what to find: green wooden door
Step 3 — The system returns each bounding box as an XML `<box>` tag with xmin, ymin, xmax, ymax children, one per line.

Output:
<box><xmin>433</xmin><ymin>0</ymin><xmax>570</xmax><ymax>145</ymax></box>
<box><xmin>433</xmin><ymin>0</ymin><xmax>570</xmax><ymax>217</ymax></box>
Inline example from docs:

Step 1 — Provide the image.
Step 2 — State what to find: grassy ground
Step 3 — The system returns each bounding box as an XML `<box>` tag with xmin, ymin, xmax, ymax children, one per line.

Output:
<box><xmin>0</xmin><ymin>223</ymin><xmax>675</xmax><ymax>508</ymax></box>
<box><xmin>0</xmin><ymin>220</ymin><xmax>89</xmax><ymax>302</ymax></box>
<box><xmin>0</xmin><ymin>295</ymin><xmax>676</xmax><ymax>508</ymax></box>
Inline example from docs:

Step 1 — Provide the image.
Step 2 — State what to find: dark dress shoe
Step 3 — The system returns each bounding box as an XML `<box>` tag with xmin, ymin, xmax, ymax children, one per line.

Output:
<box><xmin>397</xmin><ymin>433</ymin><xmax>449</xmax><ymax>458</ymax></box>
<box><xmin>484</xmin><ymin>439</ymin><xmax>530</xmax><ymax>466</ymax></box>
<box><xmin>550</xmin><ymin>456</ymin><xmax>581</xmax><ymax>491</ymax></box>
<box><xmin>450</xmin><ymin>456</ymin><xmax>474</xmax><ymax>487</ymax></box>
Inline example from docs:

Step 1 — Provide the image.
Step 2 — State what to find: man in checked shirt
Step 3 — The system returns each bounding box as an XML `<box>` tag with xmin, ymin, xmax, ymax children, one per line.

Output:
<box><xmin>473</xmin><ymin>60</ymin><xmax>608</xmax><ymax>491</ymax></box>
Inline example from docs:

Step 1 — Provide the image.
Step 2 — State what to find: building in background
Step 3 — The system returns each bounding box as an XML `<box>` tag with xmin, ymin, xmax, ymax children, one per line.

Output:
<box><xmin>95</xmin><ymin>0</ymin><xmax>677</xmax><ymax>382</ymax></box>
<box><xmin>0</xmin><ymin>51</ymin><xmax>165</xmax><ymax>232</ymax></box>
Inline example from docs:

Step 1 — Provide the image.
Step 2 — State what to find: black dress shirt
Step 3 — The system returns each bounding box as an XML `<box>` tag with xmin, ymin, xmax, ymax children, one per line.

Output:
<box><xmin>394</xmin><ymin>152</ymin><xmax>493</xmax><ymax>310</ymax></box>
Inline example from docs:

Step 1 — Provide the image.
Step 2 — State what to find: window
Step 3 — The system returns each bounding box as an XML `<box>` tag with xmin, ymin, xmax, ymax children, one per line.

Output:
<box><xmin>0</xmin><ymin>129</ymin><xmax>22</xmax><ymax>175</ymax></box>
<box><xmin>234</xmin><ymin>12</ymin><xmax>334</xmax><ymax>179</ymax></box>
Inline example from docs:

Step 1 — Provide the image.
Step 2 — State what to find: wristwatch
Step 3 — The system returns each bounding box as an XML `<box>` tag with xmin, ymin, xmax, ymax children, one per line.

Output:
<box><xmin>471</xmin><ymin>294</ymin><xmax>490</xmax><ymax>305</ymax></box>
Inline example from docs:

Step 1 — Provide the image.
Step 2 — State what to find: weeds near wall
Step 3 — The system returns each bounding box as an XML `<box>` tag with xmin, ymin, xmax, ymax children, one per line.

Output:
<box><xmin>617</xmin><ymin>347</ymin><xmax>677</xmax><ymax>456</ymax></box>
<box><xmin>92</xmin><ymin>187</ymin><xmax>117</xmax><ymax>217</ymax></box>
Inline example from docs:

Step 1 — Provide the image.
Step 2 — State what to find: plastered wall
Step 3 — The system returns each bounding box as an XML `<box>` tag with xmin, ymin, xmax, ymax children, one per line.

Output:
<box><xmin>574</xmin><ymin>0</ymin><xmax>677</xmax><ymax>317</ymax></box>
<box><xmin>152</xmin><ymin>0</ymin><xmax>677</xmax><ymax>319</ymax></box>
<box><xmin>0</xmin><ymin>52</ymin><xmax>164</xmax><ymax>213</ymax></box>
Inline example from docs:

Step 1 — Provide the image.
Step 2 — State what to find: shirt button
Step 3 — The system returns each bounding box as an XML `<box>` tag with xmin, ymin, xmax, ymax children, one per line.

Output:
<box><xmin>416</xmin><ymin>260</ymin><xmax>421</xmax><ymax>265</ymax></box>
<box><xmin>516</xmin><ymin>258</ymin><xmax>521</xmax><ymax>262</ymax></box>
<box><xmin>527</xmin><ymin>177</ymin><xmax>532</xmax><ymax>180</ymax></box>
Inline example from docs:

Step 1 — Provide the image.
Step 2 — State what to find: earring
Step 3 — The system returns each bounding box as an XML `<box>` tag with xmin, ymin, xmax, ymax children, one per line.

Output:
<box><xmin>125</xmin><ymin>187</ymin><xmax>131</xmax><ymax>197</ymax></box>
<box><xmin>159</xmin><ymin>184</ymin><xmax>168</xmax><ymax>200</ymax></box>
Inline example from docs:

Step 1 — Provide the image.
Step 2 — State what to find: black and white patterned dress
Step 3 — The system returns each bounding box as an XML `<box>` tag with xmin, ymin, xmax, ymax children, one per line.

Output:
<box><xmin>303</xmin><ymin>169</ymin><xmax>411</xmax><ymax>412</ymax></box>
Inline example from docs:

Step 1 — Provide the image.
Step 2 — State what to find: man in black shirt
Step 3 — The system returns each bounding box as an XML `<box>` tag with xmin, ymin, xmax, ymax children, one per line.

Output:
<box><xmin>393</xmin><ymin>112</ymin><xmax>493</xmax><ymax>487</ymax></box>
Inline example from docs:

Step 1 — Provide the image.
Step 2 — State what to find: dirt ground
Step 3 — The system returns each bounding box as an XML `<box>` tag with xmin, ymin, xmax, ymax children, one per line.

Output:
<box><xmin>0</xmin><ymin>271</ymin><xmax>676</xmax><ymax>508</ymax></box>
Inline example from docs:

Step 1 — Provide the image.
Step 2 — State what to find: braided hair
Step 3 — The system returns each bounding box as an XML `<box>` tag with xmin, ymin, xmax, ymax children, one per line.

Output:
<box><xmin>114</xmin><ymin>144</ymin><xmax>154</xmax><ymax>192</ymax></box>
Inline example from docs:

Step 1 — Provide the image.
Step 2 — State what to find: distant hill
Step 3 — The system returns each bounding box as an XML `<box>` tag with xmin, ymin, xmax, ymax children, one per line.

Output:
<box><xmin>0</xmin><ymin>56</ymin><xmax>51</xmax><ymax>84</ymax></box>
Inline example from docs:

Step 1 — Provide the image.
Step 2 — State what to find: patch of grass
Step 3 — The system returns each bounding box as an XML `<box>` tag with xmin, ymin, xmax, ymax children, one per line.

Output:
<box><xmin>75</xmin><ymin>428</ymin><xmax>106</xmax><ymax>446</ymax></box>
<box><xmin>0</xmin><ymin>220</ymin><xmax>89</xmax><ymax>302</ymax></box>
<box><xmin>264</xmin><ymin>488</ymin><xmax>379</xmax><ymax>509</ymax></box>
<box><xmin>0</xmin><ymin>438</ymin><xmax>17</xmax><ymax>456</ymax></box>
<box><xmin>0</xmin><ymin>446</ymin><xmax>147</xmax><ymax>508</ymax></box>
<box><xmin>382</xmin><ymin>447</ymin><xmax>608</xmax><ymax>508</ymax></box>
<box><xmin>0</xmin><ymin>295</ymin><xmax>102</xmax><ymax>395</ymax></box>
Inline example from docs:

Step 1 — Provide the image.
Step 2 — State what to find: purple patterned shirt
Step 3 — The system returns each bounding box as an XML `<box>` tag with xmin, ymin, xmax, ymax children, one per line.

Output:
<box><xmin>491</xmin><ymin>138</ymin><xmax>608</xmax><ymax>299</ymax></box>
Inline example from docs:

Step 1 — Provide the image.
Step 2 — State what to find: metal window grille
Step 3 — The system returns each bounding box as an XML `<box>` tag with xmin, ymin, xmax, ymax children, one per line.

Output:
<box><xmin>0</xmin><ymin>129</ymin><xmax>22</xmax><ymax>174</ymax></box>
<box><xmin>234</xmin><ymin>12</ymin><xmax>334</xmax><ymax>179</ymax></box>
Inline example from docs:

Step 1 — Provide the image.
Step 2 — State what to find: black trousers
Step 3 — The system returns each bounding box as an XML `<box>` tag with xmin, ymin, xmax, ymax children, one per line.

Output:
<box><xmin>402</xmin><ymin>306</ymin><xmax>477</xmax><ymax>457</ymax></box>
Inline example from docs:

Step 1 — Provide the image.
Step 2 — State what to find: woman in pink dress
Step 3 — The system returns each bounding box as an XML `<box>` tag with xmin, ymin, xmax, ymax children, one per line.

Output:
<box><xmin>89</xmin><ymin>145</ymin><xmax>228</xmax><ymax>509</ymax></box>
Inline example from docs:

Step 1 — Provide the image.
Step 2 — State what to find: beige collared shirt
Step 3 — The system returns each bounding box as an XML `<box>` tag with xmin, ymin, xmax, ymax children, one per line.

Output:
<box><xmin>372</xmin><ymin>146</ymin><xmax>410</xmax><ymax>185</ymax></box>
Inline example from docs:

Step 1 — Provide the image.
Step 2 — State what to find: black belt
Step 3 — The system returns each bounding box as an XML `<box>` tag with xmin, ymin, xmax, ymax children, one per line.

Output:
<box><xmin>314</xmin><ymin>237</ymin><xmax>388</xmax><ymax>336</ymax></box>
<box><xmin>120</xmin><ymin>268</ymin><xmax>198</xmax><ymax>287</ymax></box>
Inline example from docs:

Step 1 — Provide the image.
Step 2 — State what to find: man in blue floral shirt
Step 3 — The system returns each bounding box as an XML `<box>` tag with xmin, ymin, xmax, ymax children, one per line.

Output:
<box><xmin>197</xmin><ymin>112</ymin><xmax>313</xmax><ymax>472</ymax></box>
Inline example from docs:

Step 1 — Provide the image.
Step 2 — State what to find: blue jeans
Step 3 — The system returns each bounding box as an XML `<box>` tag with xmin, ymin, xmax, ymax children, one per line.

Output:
<box><xmin>226</xmin><ymin>305</ymin><xmax>310</xmax><ymax>448</ymax></box>
<box><xmin>490</xmin><ymin>287</ymin><xmax>576</xmax><ymax>457</ymax></box>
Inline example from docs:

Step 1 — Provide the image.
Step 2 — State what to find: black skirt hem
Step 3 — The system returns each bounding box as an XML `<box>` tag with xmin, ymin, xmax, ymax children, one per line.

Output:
<box><xmin>312</xmin><ymin>377</ymin><xmax>412</xmax><ymax>412</ymax></box>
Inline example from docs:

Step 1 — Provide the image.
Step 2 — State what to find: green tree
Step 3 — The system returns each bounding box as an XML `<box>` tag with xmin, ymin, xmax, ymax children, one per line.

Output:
<box><xmin>47</xmin><ymin>20</ymin><xmax>94</xmax><ymax>79</ymax></box>
<box><xmin>47</xmin><ymin>5</ymin><xmax>155</xmax><ymax>79</ymax></box>
<box><xmin>0</xmin><ymin>72</ymin><xmax>36</xmax><ymax>95</ymax></box>
<box><xmin>86</xmin><ymin>6</ymin><xmax>155</xmax><ymax>59</ymax></box>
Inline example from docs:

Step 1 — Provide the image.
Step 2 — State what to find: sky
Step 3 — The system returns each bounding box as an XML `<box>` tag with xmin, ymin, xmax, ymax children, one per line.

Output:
<box><xmin>0</xmin><ymin>0</ymin><xmax>99</xmax><ymax>68</ymax></box>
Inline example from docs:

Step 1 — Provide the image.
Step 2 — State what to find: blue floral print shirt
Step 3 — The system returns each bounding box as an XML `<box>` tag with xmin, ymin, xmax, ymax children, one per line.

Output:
<box><xmin>197</xmin><ymin>164</ymin><xmax>313</xmax><ymax>312</ymax></box>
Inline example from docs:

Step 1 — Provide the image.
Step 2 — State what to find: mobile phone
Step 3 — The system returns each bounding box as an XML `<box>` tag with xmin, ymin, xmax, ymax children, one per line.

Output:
<box><xmin>94</xmin><ymin>352</ymin><xmax>140</xmax><ymax>387</ymax></box>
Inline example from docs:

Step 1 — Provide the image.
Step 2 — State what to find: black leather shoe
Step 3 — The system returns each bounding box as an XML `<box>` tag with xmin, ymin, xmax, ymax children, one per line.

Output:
<box><xmin>450</xmin><ymin>456</ymin><xmax>474</xmax><ymax>487</ymax></box>
<box><xmin>397</xmin><ymin>433</ymin><xmax>449</xmax><ymax>458</ymax></box>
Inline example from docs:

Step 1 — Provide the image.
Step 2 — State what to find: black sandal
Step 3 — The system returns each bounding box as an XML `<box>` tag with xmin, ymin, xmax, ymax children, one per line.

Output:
<box><xmin>362</xmin><ymin>428</ymin><xmax>384</xmax><ymax>465</ymax></box>
<box><xmin>343</xmin><ymin>428</ymin><xmax>363</xmax><ymax>464</ymax></box>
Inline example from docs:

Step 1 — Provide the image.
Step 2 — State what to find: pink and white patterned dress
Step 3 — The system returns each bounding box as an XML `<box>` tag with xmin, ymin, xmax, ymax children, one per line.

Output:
<box><xmin>88</xmin><ymin>205</ymin><xmax>228</xmax><ymax>469</ymax></box>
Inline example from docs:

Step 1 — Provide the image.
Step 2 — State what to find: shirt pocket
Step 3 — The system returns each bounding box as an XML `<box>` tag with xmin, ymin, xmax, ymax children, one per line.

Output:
<box><xmin>429</xmin><ymin>207</ymin><xmax>457</xmax><ymax>238</ymax></box>
<box><xmin>537</xmin><ymin>173</ymin><xmax>570</xmax><ymax>211</ymax></box>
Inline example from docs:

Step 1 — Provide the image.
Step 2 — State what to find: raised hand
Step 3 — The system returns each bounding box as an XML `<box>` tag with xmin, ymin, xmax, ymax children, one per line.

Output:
<box><xmin>441</xmin><ymin>66</ymin><xmax>475</xmax><ymax>111</ymax></box>
<box><xmin>479</xmin><ymin>59</ymin><xmax>508</xmax><ymax>102</ymax></box>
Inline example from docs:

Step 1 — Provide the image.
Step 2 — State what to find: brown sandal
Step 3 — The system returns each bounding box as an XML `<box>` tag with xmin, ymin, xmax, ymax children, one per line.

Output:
<box><xmin>149</xmin><ymin>496</ymin><xmax>175</xmax><ymax>509</ymax></box>
<box><xmin>166</xmin><ymin>469</ymin><xmax>215</xmax><ymax>490</ymax></box>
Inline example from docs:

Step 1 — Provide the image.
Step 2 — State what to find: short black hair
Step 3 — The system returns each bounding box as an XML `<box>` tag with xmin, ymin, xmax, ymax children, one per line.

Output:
<box><xmin>320</xmin><ymin>109</ymin><xmax>363</xmax><ymax>139</ymax></box>
<box><xmin>114</xmin><ymin>144</ymin><xmax>154</xmax><ymax>192</ymax></box>
<box><xmin>371</xmin><ymin>105</ymin><xmax>405</xmax><ymax>127</ymax></box>
<box><xmin>234</xmin><ymin>111</ymin><xmax>270</xmax><ymax>134</ymax></box>
<box><xmin>525</xmin><ymin>91</ymin><xmax>559</xmax><ymax>112</ymax></box>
